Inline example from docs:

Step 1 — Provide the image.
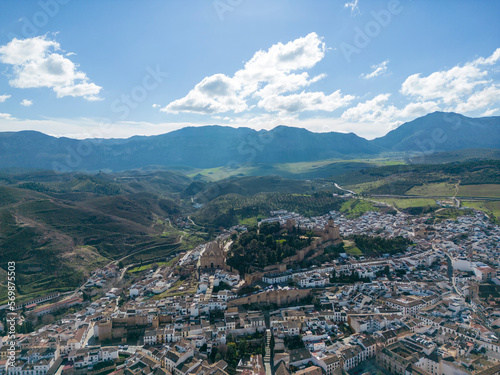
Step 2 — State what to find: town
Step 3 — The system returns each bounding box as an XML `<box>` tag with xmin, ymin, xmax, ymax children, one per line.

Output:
<box><xmin>2</xmin><ymin>204</ymin><xmax>500</xmax><ymax>375</ymax></box>
<box><xmin>0</xmin><ymin>1</ymin><xmax>499</xmax><ymax>375</ymax></box>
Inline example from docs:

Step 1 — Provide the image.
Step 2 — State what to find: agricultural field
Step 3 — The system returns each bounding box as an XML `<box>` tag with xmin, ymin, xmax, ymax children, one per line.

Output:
<box><xmin>462</xmin><ymin>200</ymin><xmax>500</xmax><ymax>220</ymax></box>
<box><xmin>375</xmin><ymin>197</ymin><xmax>439</xmax><ymax>209</ymax></box>
<box><xmin>189</xmin><ymin>157</ymin><xmax>405</xmax><ymax>181</ymax></box>
<box><xmin>405</xmin><ymin>183</ymin><xmax>500</xmax><ymax>198</ymax></box>
<box><xmin>339</xmin><ymin>199</ymin><xmax>379</xmax><ymax>218</ymax></box>
<box><xmin>334</xmin><ymin>160</ymin><xmax>500</xmax><ymax>195</ymax></box>
<box><xmin>458</xmin><ymin>184</ymin><xmax>500</xmax><ymax>198</ymax></box>
<box><xmin>344</xmin><ymin>180</ymin><xmax>387</xmax><ymax>194</ymax></box>
<box><xmin>238</xmin><ymin>215</ymin><xmax>268</xmax><ymax>227</ymax></box>
<box><xmin>405</xmin><ymin>182</ymin><xmax>457</xmax><ymax>197</ymax></box>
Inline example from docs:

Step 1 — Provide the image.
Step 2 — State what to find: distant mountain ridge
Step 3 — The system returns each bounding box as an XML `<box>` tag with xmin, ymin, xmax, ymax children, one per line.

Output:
<box><xmin>372</xmin><ymin>112</ymin><xmax>500</xmax><ymax>152</ymax></box>
<box><xmin>0</xmin><ymin>112</ymin><xmax>498</xmax><ymax>171</ymax></box>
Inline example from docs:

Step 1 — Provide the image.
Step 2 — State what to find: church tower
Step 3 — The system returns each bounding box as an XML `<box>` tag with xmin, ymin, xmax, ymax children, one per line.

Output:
<box><xmin>199</xmin><ymin>240</ymin><xmax>226</xmax><ymax>271</ymax></box>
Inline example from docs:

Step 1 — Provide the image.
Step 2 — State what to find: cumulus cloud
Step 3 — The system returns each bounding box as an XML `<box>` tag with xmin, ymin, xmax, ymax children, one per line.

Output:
<box><xmin>165</xmin><ymin>73</ymin><xmax>247</xmax><ymax>114</ymax></box>
<box><xmin>0</xmin><ymin>36</ymin><xmax>57</xmax><ymax>65</ymax></box>
<box><xmin>343</xmin><ymin>48</ymin><xmax>500</xmax><ymax>128</ymax></box>
<box><xmin>163</xmin><ymin>33</ymin><xmax>354</xmax><ymax>115</ymax></box>
<box><xmin>401</xmin><ymin>65</ymin><xmax>488</xmax><ymax>105</ymax></box>
<box><xmin>342</xmin><ymin>93</ymin><xmax>439</xmax><ymax>128</ymax></box>
<box><xmin>0</xmin><ymin>35</ymin><xmax>102</xmax><ymax>101</ymax></box>
<box><xmin>453</xmin><ymin>85</ymin><xmax>500</xmax><ymax>114</ymax></box>
<box><xmin>0</xmin><ymin>94</ymin><xmax>11</xmax><ymax>102</ymax></box>
<box><xmin>258</xmin><ymin>90</ymin><xmax>354</xmax><ymax>114</ymax></box>
<box><xmin>360</xmin><ymin>60</ymin><xmax>389</xmax><ymax>79</ymax></box>
<box><xmin>0</xmin><ymin>113</ymin><xmax>15</xmax><ymax>120</ymax></box>
<box><xmin>20</xmin><ymin>99</ymin><xmax>32</xmax><ymax>107</ymax></box>
<box><xmin>401</xmin><ymin>48</ymin><xmax>500</xmax><ymax>112</ymax></box>
<box><xmin>398</xmin><ymin>101</ymin><xmax>441</xmax><ymax>118</ymax></box>
<box><xmin>342</xmin><ymin>94</ymin><xmax>397</xmax><ymax>123</ymax></box>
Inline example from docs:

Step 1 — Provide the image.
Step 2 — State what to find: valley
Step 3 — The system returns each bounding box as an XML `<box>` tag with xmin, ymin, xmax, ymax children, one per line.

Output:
<box><xmin>1</xmin><ymin>153</ymin><xmax>499</xmax><ymax>305</ymax></box>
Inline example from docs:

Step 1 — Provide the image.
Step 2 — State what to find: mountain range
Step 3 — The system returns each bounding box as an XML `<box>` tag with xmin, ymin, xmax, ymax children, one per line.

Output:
<box><xmin>1</xmin><ymin>111</ymin><xmax>499</xmax><ymax>172</ymax></box>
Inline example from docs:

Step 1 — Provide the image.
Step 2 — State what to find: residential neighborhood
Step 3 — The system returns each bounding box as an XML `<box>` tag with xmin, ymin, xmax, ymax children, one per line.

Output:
<box><xmin>2</xmin><ymin>206</ymin><xmax>500</xmax><ymax>375</ymax></box>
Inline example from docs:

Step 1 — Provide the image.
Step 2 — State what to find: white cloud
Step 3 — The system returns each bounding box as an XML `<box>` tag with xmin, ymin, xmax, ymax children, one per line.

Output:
<box><xmin>0</xmin><ymin>112</ymin><xmax>15</xmax><ymax>120</ymax></box>
<box><xmin>20</xmin><ymin>99</ymin><xmax>32</xmax><ymax>107</ymax></box>
<box><xmin>344</xmin><ymin>0</ymin><xmax>360</xmax><ymax>15</ymax></box>
<box><xmin>165</xmin><ymin>73</ymin><xmax>247</xmax><ymax>114</ymax></box>
<box><xmin>152</xmin><ymin>104</ymin><xmax>161</xmax><ymax>109</ymax></box>
<box><xmin>473</xmin><ymin>48</ymin><xmax>500</xmax><ymax>65</ymax></box>
<box><xmin>398</xmin><ymin>100</ymin><xmax>440</xmax><ymax>118</ymax></box>
<box><xmin>163</xmin><ymin>33</ymin><xmax>353</xmax><ymax>115</ymax></box>
<box><xmin>342</xmin><ymin>93</ymin><xmax>439</xmax><ymax>128</ymax></box>
<box><xmin>481</xmin><ymin>108</ymin><xmax>499</xmax><ymax>117</ymax></box>
<box><xmin>0</xmin><ymin>36</ymin><xmax>58</xmax><ymax>65</ymax></box>
<box><xmin>453</xmin><ymin>85</ymin><xmax>500</xmax><ymax>114</ymax></box>
<box><xmin>53</xmin><ymin>82</ymin><xmax>103</xmax><ymax>100</ymax></box>
<box><xmin>0</xmin><ymin>36</ymin><xmax>102</xmax><ymax>101</ymax></box>
<box><xmin>342</xmin><ymin>94</ymin><xmax>397</xmax><ymax>123</ymax></box>
<box><xmin>342</xmin><ymin>47</ymin><xmax>500</xmax><ymax>128</ymax></box>
<box><xmin>401</xmin><ymin>47</ymin><xmax>500</xmax><ymax>112</ymax></box>
<box><xmin>258</xmin><ymin>90</ymin><xmax>354</xmax><ymax>114</ymax></box>
<box><xmin>360</xmin><ymin>60</ymin><xmax>389</xmax><ymax>79</ymax></box>
<box><xmin>0</xmin><ymin>94</ymin><xmax>11</xmax><ymax>102</ymax></box>
<box><xmin>401</xmin><ymin>65</ymin><xmax>488</xmax><ymax>105</ymax></box>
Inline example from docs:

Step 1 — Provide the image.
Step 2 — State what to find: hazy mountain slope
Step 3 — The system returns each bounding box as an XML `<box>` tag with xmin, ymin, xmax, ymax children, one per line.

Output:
<box><xmin>372</xmin><ymin>112</ymin><xmax>500</xmax><ymax>152</ymax></box>
<box><xmin>0</xmin><ymin>126</ymin><xmax>379</xmax><ymax>171</ymax></box>
<box><xmin>1</xmin><ymin>113</ymin><xmax>499</xmax><ymax>171</ymax></box>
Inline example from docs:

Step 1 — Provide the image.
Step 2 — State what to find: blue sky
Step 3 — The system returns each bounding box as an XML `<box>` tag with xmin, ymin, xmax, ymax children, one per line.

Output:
<box><xmin>0</xmin><ymin>0</ymin><xmax>499</xmax><ymax>139</ymax></box>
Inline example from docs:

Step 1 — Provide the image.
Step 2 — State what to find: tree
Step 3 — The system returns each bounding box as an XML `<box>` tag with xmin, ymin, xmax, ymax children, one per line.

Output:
<box><xmin>265</xmin><ymin>235</ymin><xmax>274</xmax><ymax>248</ymax></box>
<box><xmin>225</xmin><ymin>342</ymin><xmax>239</xmax><ymax>367</ymax></box>
<box><xmin>238</xmin><ymin>338</ymin><xmax>249</xmax><ymax>356</ymax></box>
<box><xmin>26</xmin><ymin>312</ymin><xmax>38</xmax><ymax>325</ymax></box>
<box><xmin>259</xmin><ymin>222</ymin><xmax>280</xmax><ymax>236</ymax></box>
<box><xmin>218</xmin><ymin>343</ymin><xmax>228</xmax><ymax>357</ymax></box>
<box><xmin>42</xmin><ymin>314</ymin><xmax>55</xmax><ymax>325</ymax></box>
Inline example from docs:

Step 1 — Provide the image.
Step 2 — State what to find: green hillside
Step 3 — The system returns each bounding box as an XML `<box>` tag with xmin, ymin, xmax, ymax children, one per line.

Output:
<box><xmin>1</xmin><ymin>157</ymin><xmax>500</xmax><ymax>303</ymax></box>
<box><xmin>192</xmin><ymin>191</ymin><xmax>347</xmax><ymax>229</ymax></box>
<box><xmin>0</xmin><ymin>176</ymin><xmax>190</xmax><ymax>304</ymax></box>
<box><xmin>338</xmin><ymin>160</ymin><xmax>500</xmax><ymax>195</ymax></box>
